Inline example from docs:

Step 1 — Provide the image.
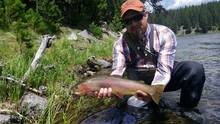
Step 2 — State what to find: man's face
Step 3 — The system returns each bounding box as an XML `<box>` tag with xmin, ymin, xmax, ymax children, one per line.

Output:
<box><xmin>122</xmin><ymin>10</ymin><xmax>148</xmax><ymax>40</ymax></box>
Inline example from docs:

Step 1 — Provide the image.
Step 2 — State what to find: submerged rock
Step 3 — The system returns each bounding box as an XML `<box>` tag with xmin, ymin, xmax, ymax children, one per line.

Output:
<box><xmin>80</xmin><ymin>107</ymin><xmax>123</xmax><ymax>124</ymax></box>
<box><xmin>20</xmin><ymin>92</ymin><xmax>47</xmax><ymax>119</ymax></box>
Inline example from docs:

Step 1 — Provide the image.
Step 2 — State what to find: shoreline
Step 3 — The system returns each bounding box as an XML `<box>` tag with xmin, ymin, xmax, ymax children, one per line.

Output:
<box><xmin>176</xmin><ymin>30</ymin><xmax>220</xmax><ymax>37</ymax></box>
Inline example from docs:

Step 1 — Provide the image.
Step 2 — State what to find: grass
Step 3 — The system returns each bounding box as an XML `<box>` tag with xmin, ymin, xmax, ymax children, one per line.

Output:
<box><xmin>0</xmin><ymin>29</ymin><xmax>116</xmax><ymax>123</ymax></box>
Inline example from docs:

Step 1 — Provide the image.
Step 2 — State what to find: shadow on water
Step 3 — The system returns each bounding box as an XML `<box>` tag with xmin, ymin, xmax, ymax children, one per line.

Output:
<box><xmin>79</xmin><ymin>33</ymin><xmax>220</xmax><ymax>124</ymax></box>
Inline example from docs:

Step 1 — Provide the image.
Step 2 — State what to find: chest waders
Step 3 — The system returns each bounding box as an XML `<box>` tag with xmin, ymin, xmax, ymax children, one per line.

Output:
<box><xmin>121</xmin><ymin>24</ymin><xmax>205</xmax><ymax>109</ymax></box>
<box><xmin>123</xmin><ymin>24</ymin><xmax>158</xmax><ymax>84</ymax></box>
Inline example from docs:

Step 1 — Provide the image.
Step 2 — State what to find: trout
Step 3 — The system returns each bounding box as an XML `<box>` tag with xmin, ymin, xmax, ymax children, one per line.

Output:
<box><xmin>74</xmin><ymin>76</ymin><xmax>164</xmax><ymax>104</ymax></box>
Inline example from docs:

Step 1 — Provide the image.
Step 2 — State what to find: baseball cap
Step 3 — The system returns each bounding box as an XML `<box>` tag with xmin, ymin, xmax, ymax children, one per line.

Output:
<box><xmin>120</xmin><ymin>0</ymin><xmax>144</xmax><ymax>17</ymax></box>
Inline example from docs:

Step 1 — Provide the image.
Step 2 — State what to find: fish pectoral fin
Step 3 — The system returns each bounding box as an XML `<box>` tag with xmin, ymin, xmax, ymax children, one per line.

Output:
<box><xmin>151</xmin><ymin>85</ymin><xmax>165</xmax><ymax>104</ymax></box>
<box><xmin>114</xmin><ymin>92</ymin><xmax>123</xmax><ymax>99</ymax></box>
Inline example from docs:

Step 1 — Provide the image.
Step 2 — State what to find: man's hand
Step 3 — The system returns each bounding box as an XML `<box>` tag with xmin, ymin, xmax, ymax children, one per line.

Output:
<box><xmin>95</xmin><ymin>88</ymin><xmax>112</xmax><ymax>99</ymax></box>
<box><xmin>136</xmin><ymin>90</ymin><xmax>152</xmax><ymax>102</ymax></box>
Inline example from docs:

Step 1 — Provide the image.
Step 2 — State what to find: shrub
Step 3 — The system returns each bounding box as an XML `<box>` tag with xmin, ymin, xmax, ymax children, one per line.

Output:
<box><xmin>108</xmin><ymin>12</ymin><xmax>123</xmax><ymax>32</ymax></box>
<box><xmin>88</xmin><ymin>22</ymin><xmax>102</xmax><ymax>38</ymax></box>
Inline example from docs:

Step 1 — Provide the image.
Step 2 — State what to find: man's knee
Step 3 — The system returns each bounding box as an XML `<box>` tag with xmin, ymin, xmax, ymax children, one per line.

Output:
<box><xmin>183</xmin><ymin>61</ymin><xmax>205</xmax><ymax>83</ymax></box>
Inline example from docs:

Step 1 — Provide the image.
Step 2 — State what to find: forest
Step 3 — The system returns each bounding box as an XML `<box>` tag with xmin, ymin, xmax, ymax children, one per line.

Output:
<box><xmin>150</xmin><ymin>1</ymin><xmax>220</xmax><ymax>34</ymax></box>
<box><xmin>0</xmin><ymin>0</ymin><xmax>220</xmax><ymax>38</ymax></box>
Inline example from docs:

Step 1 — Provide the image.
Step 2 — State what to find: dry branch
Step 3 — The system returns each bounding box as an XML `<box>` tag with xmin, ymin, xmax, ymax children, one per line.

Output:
<box><xmin>0</xmin><ymin>76</ymin><xmax>43</xmax><ymax>95</ymax></box>
<box><xmin>21</xmin><ymin>35</ymin><xmax>56</xmax><ymax>83</ymax></box>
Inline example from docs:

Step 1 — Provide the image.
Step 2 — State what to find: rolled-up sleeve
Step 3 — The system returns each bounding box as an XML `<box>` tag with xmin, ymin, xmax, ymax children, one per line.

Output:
<box><xmin>151</xmin><ymin>28</ymin><xmax>177</xmax><ymax>86</ymax></box>
<box><xmin>111</xmin><ymin>36</ymin><xmax>126</xmax><ymax>76</ymax></box>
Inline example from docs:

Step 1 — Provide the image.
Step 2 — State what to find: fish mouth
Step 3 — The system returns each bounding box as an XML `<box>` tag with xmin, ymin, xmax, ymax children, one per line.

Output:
<box><xmin>73</xmin><ymin>88</ymin><xmax>85</xmax><ymax>96</ymax></box>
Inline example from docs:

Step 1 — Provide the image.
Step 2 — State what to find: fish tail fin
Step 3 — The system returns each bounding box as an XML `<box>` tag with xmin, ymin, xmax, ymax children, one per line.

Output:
<box><xmin>150</xmin><ymin>85</ymin><xmax>165</xmax><ymax>104</ymax></box>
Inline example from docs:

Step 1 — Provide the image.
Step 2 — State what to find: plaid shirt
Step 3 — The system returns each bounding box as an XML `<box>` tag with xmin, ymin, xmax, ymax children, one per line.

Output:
<box><xmin>111</xmin><ymin>24</ymin><xmax>177</xmax><ymax>86</ymax></box>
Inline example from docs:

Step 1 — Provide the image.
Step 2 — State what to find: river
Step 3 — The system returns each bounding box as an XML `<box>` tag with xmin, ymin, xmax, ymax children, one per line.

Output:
<box><xmin>81</xmin><ymin>33</ymin><xmax>220</xmax><ymax>124</ymax></box>
<box><xmin>175</xmin><ymin>33</ymin><xmax>220</xmax><ymax>123</ymax></box>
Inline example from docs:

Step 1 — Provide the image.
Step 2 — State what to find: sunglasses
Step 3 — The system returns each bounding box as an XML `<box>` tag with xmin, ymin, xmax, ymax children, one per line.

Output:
<box><xmin>123</xmin><ymin>13</ymin><xmax>144</xmax><ymax>25</ymax></box>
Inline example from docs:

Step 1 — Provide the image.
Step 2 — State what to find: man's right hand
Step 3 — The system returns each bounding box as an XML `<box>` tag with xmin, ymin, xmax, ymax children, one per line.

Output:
<box><xmin>95</xmin><ymin>88</ymin><xmax>112</xmax><ymax>99</ymax></box>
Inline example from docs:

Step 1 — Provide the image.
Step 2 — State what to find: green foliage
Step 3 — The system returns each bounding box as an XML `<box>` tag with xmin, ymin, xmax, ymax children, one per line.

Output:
<box><xmin>109</xmin><ymin>12</ymin><xmax>123</xmax><ymax>32</ymax></box>
<box><xmin>10</xmin><ymin>20</ymin><xmax>31</xmax><ymax>53</ymax></box>
<box><xmin>0</xmin><ymin>1</ymin><xmax>4</xmax><ymax>28</ymax></box>
<box><xmin>89</xmin><ymin>22</ymin><xmax>102</xmax><ymax>38</ymax></box>
<box><xmin>0</xmin><ymin>0</ymin><xmax>25</xmax><ymax>28</ymax></box>
<box><xmin>35</xmin><ymin>0</ymin><xmax>62</xmax><ymax>33</ymax></box>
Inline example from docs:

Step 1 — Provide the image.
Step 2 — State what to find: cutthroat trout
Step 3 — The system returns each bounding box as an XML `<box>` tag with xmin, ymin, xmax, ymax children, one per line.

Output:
<box><xmin>74</xmin><ymin>76</ymin><xmax>164</xmax><ymax>104</ymax></box>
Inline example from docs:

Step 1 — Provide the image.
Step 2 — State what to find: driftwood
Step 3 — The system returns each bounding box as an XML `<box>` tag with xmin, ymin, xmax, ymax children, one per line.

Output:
<box><xmin>21</xmin><ymin>35</ymin><xmax>56</xmax><ymax>83</ymax></box>
<box><xmin>0</xmin><ymin>109</ymin><xmax>32</xmax><ymax>123</ymax></box>
<box><xmin>0</xmin><ymin>35</ymin><xmax>56</xmax><ymax>122</ymax></box>
<box><xmin>0</xmin><ymin>35</ymin><xmax>56</xmax><ymax>95</ymax></box>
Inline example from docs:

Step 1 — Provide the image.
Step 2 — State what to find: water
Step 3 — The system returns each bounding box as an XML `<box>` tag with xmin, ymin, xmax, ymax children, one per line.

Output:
<box><xmin>81</xmin><ymin>33</ymin><xmax>220</xmax><ymax>124</ymax></box>
<box><xmin>175</xmin><ymin>33</ymin><xmax>220</xmax><ymax>123</ymax></box>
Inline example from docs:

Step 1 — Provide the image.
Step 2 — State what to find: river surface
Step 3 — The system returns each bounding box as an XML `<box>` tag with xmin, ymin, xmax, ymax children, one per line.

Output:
<box><xmin>174</xmin><ymin>33</ymin><xmax>220</xmax><ymax>123</ymax></box>
<box><xmin>81</xmin><ymin>33</ymin><xmax>220</xmax><ymax>124</ymax></box>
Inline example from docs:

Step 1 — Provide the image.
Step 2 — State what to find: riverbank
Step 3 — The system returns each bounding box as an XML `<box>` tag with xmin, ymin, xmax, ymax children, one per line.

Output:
<box><xmin>0</xmin><ymin>27</ymin><xmax>117</xmax><ymax>123</ymax></box>
<box><xmin>176</xmin><ymin>26</ymin><xmax>220</xmax><ymax>36</ymax></box>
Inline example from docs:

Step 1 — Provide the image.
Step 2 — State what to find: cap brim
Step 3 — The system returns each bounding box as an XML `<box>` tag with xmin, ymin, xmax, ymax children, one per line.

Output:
<box><xmin>121</xmin><ymin>7</ymin><xmax>144</xmax><ymax>17</ymax></box>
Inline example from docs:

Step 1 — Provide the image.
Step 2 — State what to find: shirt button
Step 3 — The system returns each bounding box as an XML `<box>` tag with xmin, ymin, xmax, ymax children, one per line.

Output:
<box><xmin>145</xmin><ymin>53</ymin><xmax>148</xmax><ymax>56</ymax></box>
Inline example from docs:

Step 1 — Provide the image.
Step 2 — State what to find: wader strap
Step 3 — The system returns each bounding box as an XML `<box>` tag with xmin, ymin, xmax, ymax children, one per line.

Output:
<box><xmin>149</xmin><ymin>24</ymin><xmax>158</xmax><ymax>65</ymax></box>
<box><xmin>149</xmin><ymin>24</ymin><xmax>154</xmax><ymax>52</ymax></box>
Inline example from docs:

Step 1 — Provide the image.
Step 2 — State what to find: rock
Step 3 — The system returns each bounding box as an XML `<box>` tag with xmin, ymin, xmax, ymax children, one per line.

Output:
<box><xmin>78</xmin><ymin>30</ymin><xmax>92</xmax><ymax>39</ymax></box>
<box><xmin>102</xmin><ymin>33</ymin><xmax>109</xmax><ymax>39</ymax></box>
<box><xmin>96</xmin><ymin>59</ymin><xmax>112</xmax><ymax>68</ymax></box>
<box><xmin>86</xmin><ymin>71</ymin><xmax>96</xmax><ymax>77</ymax></box>
<box><xmin>180</xmin><ymin>110</ymin><xmax>205</xmax><ymax>124</ymax></box>
<box><xmin>67</xmin><ymin>32</ymin><xmax>78</xmax><ymax>40</ymax></box>
<box><xmin>0</xmin><ymin>114</ymin><xmax>21</xmax><ymax>124</ymax></box>
<box><xmin>80</xmin><ymin>107</ymin><xmax>123</xmax><ymax>124</ymax></box>
<box><xmin>87</xmin><ymin>56</ymin><xmax>112</xmax><ymax>71</ymax></box>
<box><xmin>38</xmin><ymin>85</ymin><xmax>47</xmax><ymax>95</ymax></box>
<box><xmin>20</xmin><ymin>92</ymin><xmax>47</xmax><ymax>119</ymax></box>
<box><xmin>87</xmin><ymin>56</ymin><xmax>101</xmax><ymax>71</ymax></box>
<box><xmin>107</xmin><ymin>31</ymin><xmax>119</xmax><ymax>38</ymax></box>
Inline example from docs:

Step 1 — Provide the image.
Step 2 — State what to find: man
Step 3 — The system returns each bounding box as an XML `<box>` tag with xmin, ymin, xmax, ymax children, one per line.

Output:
<box><xmin>96</xmin><ymin>0</ymin><xmax>205</xmax><ymax>108</ymax></box>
